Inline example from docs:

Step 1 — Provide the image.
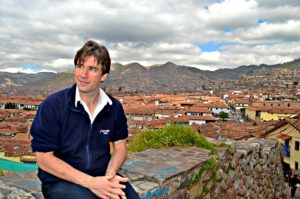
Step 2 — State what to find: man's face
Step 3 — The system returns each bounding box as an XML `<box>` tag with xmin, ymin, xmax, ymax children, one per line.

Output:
<box><xmin>74</xmin><ymin>56</ymin><xmax>108</xmax><ymax>95</ymax></box>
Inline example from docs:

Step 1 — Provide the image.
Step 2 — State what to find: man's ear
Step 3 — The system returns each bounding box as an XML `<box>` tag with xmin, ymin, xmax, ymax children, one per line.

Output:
<box><xmin>101</xmin><ymin>73</ymin><xmax>109</xmax><ymax>82</ymax></box>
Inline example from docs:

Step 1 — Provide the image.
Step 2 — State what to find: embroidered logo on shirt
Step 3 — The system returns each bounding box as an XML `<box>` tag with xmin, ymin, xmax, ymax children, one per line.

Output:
<box><xmin>99</xmin><ymin>129</ymin><xmax>110</xmax><ymax>135</ymax></box>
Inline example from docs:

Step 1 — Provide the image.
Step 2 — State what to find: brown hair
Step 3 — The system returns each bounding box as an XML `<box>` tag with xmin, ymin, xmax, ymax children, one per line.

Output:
<box><xmin>74</xmin><ymin>40</ymin><xmax>111</xmax><ymax>74</ymax></box>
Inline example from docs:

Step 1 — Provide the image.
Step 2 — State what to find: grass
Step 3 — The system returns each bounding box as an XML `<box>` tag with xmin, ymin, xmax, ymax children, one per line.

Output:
<box><xmin>127</xmin><ymin>125</ymin><xmax>217</xmax><ymax>155</ymax></box>
<box><xmin>214</xmin><ymin>142</ymin><xmax>235</xmax><ymax>153</ymax></box>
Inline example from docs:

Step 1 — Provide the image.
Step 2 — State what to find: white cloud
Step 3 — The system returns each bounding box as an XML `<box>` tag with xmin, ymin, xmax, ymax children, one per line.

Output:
<box><xmin>199</xmin><ymin>0</ymin><xmax>259</xmax><ymax>30</ymax></box>
<box><xmin>45</xmin><ymin>59</ymin><xmax>74</xmax><ymax>70</ymax></box>
<box><xmin>0</xmin><ymin>0</ymin><xmax>299</xmax><ymax>71</ymax></box>
<box><xmin>240</xmin><ymin>20</ymin><xmax>300</xmax><ymax>42</ymax></box>
<box><xmin>0</xmin><ymin>67</ymin><xmax>56</xmax><ymax>74</ymax></box>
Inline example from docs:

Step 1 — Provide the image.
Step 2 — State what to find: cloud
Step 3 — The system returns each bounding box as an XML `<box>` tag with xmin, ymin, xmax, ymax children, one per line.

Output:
<box><xmin>45</xmin><ymin>59</ymin><xmax>74</xmax><ymax>70</ymax></box>
<box><xmin>0</xmin><ymin>64</ymin><xmax>57</xmax><ymax>73</ymax></box>
<box><xmin>258</xmin><ymin>0</ymin><xmax>300</xmax><ymax>8</ymax></box>
<box><xmin>199</xmin><ymin>0</ymin><xmax>259</xmax><ymax>30</ymax></box>
<box><xmin>0</xmin><ymin>0</ymin><xmax>299</xmax><ymax>71</ymax></box>
<box><xmin>236</xmin><ymin>20</ymin><xmax>300</xmax><ymax>43</ymax></box>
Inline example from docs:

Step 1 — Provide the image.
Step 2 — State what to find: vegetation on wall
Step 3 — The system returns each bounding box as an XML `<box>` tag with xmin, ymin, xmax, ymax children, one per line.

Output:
<box><xmin>127</xmin><ymin>125</ymin><xmax>217</xmax><ymax>155</ymax></box>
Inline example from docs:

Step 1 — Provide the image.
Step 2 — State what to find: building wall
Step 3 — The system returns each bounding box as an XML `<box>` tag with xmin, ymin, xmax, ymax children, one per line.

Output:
<box><xmin>245</xmin><ymin>108</ymin><xmax>256</xmax><ymax>120</ymax></box>
<box><xmin>129</xmin><ymin>116</ymin><xmax>152</xmax><ymax>121</ymax></box>
<box><xmin>265</xmin><ymin>123</ymin><xmax>300</xmax><ymax>171</ymax></box>
<box><xmin>188</xmin><ymin>120</ymin><xmax>205</xmax><ymax>125</ymax></box>
<box><xmin>265</xmin><ymin>123</ymin><xmax>293</xmax><ymax>165</ymax></box>
<box><xmin>211</xmin><ymin>107</ymin><xmax>230</xmax><ymax>115</ymax></box>
<box><xmin>0</xmin><ymin>152</ymin><xmax>21</xmax><ymax>162</ymax></box>
<box><xmin>260</xmin><ymin>112</ymin><xmax>292</xmax><ymax>121</ymax></box>
<box><xmin>290</xmin><ymin>135</ymin><xmax>300</xmax><ymax>171</ymax></box>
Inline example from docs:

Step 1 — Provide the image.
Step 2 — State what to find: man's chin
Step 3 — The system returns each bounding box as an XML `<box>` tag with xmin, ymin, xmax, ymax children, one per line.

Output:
<box><xmin>78</xmin><ymin>88</ymin><xmax>90</xmax><ymax>93</ymax></box>
<box><xmin>77</xmin><ymin>85</ymin><xmax>90</xmax><ymax>93</ymax></box>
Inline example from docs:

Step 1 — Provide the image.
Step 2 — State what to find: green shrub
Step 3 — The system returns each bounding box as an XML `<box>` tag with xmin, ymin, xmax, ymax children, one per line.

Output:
<box><xmin>128</xmin><ymin>126</ymin><xmax>216</xmax><ymax>154</ymax></box>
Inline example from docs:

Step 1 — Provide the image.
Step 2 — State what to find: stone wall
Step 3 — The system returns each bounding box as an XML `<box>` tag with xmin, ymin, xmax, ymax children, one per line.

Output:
<box><xmin>208</xmin><ymin>138</ymin><xmax>288</xmax><ymax>199</ymax></box>
<box><xmin>0</xmin><ymin>138</ymin><xmax>287</xmax><ymax>199</ymax></box>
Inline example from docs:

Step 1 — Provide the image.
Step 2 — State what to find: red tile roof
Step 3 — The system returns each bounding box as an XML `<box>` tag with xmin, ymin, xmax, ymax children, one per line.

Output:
<box><xmin>184</xmin><ymin>107</ymin><xmax>212</xmax><ymax>114</ymax></box>
<box><xmin>277</xmin><ymin>134</ymin><xmax>291</xmax><ymax>141</ymax></box>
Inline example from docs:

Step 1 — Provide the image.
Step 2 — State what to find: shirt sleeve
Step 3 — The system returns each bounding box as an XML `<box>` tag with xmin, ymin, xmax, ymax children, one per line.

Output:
<box><xmin>111</xmin><ymin>101</ymin><xmax>128</xmax><ymax>142</ymax></box>
<box><xmin>31</xmin><ymin>97</ymin><xmax>61</xmax><ymax>152</ymax></box>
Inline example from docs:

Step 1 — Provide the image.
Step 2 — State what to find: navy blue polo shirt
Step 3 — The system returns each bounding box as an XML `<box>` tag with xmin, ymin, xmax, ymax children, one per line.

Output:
<box><xmin>31</xmin><ymin>84</ymin><xmax>128</xmax><ymax>185</ymax></box>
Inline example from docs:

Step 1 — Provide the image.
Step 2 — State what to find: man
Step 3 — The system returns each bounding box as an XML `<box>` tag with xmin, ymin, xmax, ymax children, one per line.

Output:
<box><xmin>290</xmin><ymin>174</ymin><xmax>299</xmax><ymax>198</ymax></box>
<box><xmin>31</xmin><ymin>40</ymin><xmax>139</xmax><ymax>199</ymax></box>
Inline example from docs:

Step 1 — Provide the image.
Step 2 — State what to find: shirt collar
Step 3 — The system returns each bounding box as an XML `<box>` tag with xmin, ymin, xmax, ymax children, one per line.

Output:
<box><xmin>75</xmin><ymin>86</ymin><xmax>112</xmax><ymax>107</ymax></box>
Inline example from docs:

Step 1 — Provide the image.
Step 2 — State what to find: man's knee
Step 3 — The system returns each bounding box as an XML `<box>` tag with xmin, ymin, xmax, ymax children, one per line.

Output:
<box><xmin>123</xmin><ymin>181</ymin><xmax>140</xmax><ymax>199</ymax></box>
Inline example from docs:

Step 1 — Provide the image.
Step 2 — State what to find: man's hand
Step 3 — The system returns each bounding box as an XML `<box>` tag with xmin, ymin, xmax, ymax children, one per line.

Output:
<box><xmin>87</xmin><ymin>173</ymin><xmax>127</xmax><ymax>199</ymax></box>
<box><xmin>109</xmin><ymin>172</ymin><xmax>129</xmax><ymax>186</ymax></box>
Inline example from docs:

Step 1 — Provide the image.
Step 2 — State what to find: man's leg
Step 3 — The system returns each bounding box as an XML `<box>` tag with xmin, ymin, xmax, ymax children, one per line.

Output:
<box><xmin>42</xmin><ymin>181</ymin><xmax>98</xmax><ymax>199</ymax></box>
<box><xmin>123</xmin><ymin>181</ymin><xmax>140</xmax><ymax>199</ymax></box>
<box><xmin>291</xmin><ymin>185</ymin><xmax>297</xmax><ymax>197</ymax></box>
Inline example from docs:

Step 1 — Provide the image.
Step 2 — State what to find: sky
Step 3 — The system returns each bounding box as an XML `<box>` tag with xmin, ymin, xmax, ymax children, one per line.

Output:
<box><xmin>0</xmin><ymin>0</ymin><xmax>300</xmax><ymax>73</ymax></box>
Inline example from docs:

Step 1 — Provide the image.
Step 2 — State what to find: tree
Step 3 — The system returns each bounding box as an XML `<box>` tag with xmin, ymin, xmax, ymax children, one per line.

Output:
<box><xmin>218</xmin><ymin>111</ymin><xmax>229</xmax><ymax>121</ymax></box>
<box><xmin>4</xmin><ymin>102</ymin><xmax>18</xmax><ymax>109</ymax></box>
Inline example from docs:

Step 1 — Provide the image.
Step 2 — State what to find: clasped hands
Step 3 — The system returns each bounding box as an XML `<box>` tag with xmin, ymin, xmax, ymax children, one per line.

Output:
<box><xmin>88</xmin><ymin>172</ymin><xmax>129</xmax><ymax>199</ymax></box>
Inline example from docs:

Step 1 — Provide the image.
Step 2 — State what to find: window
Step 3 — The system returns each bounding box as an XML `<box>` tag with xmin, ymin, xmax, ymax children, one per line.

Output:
<box><xmin>296</xmin><ymin>162</ymin><xmax>299</xmax><ymax>170</ymax></box>
<box><xmin>295</xmin><ymin>141</ymin><xmax>300</xmax><ymax>151</ymax></box>
<box><xmin>288</xmin><ymin>103</ymin><xmax>291</xmax><ymax>107</ymax></box>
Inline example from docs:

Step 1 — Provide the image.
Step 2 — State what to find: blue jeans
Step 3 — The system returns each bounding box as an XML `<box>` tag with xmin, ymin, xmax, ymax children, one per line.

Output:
<box><xmin>42</xmin><ymin>180</ymin><xmax>140</xmax><ymax>199</ymax></box>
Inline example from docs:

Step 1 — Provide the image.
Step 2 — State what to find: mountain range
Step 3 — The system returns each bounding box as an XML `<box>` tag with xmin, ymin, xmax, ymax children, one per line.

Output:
<box><xmin>0</xmin><ymin>58</ymin><xmax>300</xmax><ymax>96</ymax></box>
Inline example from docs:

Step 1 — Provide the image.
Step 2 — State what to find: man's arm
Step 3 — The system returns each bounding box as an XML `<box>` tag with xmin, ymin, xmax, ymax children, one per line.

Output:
<box><xmin>105</xmin><ymin>139</ymin><xmax>128</xmax><ymax>175</ymax></box>
<box><xmin>36</xmin><ymin>151</ymin><xmax>126</xmax><ymax>199</ymax></box>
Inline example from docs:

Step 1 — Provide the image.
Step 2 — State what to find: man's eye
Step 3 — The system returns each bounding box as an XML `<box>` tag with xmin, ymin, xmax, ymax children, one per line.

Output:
<box><xmin>76</xmin><ymin>65</ymin><xmax>83</xmax><ymax>69</ymax></box>
<box><xmin>89</xmin><ymin>67</ymin><xmax>98</xmax><ymax>72</ymax></box>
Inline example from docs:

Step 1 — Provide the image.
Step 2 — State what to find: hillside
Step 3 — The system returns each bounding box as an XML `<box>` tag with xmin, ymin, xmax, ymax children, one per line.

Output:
<box><xmin>0</xmin><ymin>58</ymin><xmax>300</xmax><ymax>96</ymax></box>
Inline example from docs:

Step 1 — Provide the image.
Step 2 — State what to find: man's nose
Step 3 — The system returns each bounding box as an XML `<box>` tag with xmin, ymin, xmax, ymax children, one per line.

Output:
<box><xmin>80</xmin><ymin>67</ymin><xmax>88</xmax><ymax>77</ymax></box>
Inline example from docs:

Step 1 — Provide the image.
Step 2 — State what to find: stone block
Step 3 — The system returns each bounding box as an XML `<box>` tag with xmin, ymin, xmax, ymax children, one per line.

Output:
<box><xmin>202</xmin><ymin>170</ymin><xmax>212</xmax><ymax>182</ymax></box>
<box><xmin>223</xmin><ymin>188</ymin><xmax>236</xmax><ymax>199</ymax></box>
<box><xmin>231</xmin><ymin>158</ymin><xmax>238</xmax><ymax>169</ymax></box>
<box><xmin>255</xmin><ymin>164</ymin><xmax>263</xmax><ymax>173</ymax></box>
<box><xmin>169</xmin><ymin>189</ymin><xmax>188</xmax><ymax>199</ymax></box>
<box><xmin>215</xmin><ymin>169</ymin><xmax>223</xmax><ymax>181</ymax></box>
<box><xmin>188</xmin><ymin>180</ymin><xmax>203</xmax><ymax>199</ymax></box>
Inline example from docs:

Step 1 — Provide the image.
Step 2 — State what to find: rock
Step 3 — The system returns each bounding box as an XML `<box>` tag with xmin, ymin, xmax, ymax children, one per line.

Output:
<box><xmin>215</xmin><ymin>169</ymin><xmax>223</xmax><ymax>181</ymax></box>
<box><xmin>224</xmin><ymin>188</ymin><xmax>236</xmax><ymax>199</ymax></box>
<box><xmin>255</xmin><ymin>164</ymin><xmax>263</xmax><ymax>173</ymax></box>
<box><xmin>202</xmin><ymin>170</ymin><xmax>212</xmax><ymax>182</ymax></box>
<box><xmin>231</xmin><ymin>158</ymin><xmax>238</xmax><ymax>169</ymax></box>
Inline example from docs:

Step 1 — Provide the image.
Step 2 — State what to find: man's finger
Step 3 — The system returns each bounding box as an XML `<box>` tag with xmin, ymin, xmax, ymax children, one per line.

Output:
<box><xmin>121</xmin><ymin>193</ymin><xmax>127</xmax><ymax>199</ymax></box>
<box><xmin>116</xmin><ymin>176</ymin><xmax>129</xmax><ymax>183</ymax></box>
<box><xmin>99</xmin><ymin>194</ymin><xmax>110</xmax><ymax>199</ymax></box>
<box><xmin>111</xmin><ymin>183</ymin><xmax>126</xmax><ymax>189</ymax></box>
